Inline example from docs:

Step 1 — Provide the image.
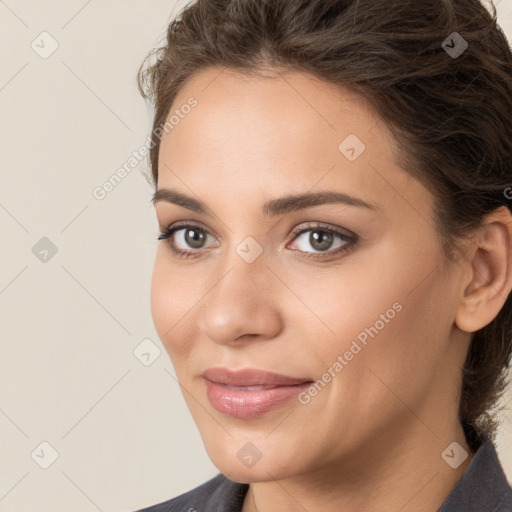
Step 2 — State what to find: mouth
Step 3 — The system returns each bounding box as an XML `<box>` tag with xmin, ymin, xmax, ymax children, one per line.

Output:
<box><xmin>202</xmin><ymin>367</ymin><xmax>314</xmax><ymax>419</ymax></box>
<box><xmin>222</xmin><ymin>384</ymin><xmax>278</xmax><ymax>391</ymax></box>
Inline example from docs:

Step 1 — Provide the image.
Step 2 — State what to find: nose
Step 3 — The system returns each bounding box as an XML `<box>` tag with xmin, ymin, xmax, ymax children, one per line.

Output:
<box><xmin>198</xmin><ymin>252</ymin><xmax>284</xmax><ymax>347</ymax></box>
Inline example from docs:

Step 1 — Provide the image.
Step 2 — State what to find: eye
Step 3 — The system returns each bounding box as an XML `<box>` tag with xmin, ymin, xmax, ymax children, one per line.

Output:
<box><xmin>157</xmin><ymin>221</ymin><xmax>357</xmax><ymax>261</ymax></box>
<box><xmin>157</xmin><ymin>222</ymin><xmax>219</xmax><ymax>259</ymax></box>
<box><xmin>287</xmin><ymin>223</ymin><xmax>356</xmax><ymax>260</ymax></box>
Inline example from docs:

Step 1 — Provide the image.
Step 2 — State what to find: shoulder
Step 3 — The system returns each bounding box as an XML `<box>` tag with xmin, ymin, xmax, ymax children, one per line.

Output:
<box><xmin>135</xmin><ymin>473</ymin><xmax>249</xmax><ymax>512</ymax></box>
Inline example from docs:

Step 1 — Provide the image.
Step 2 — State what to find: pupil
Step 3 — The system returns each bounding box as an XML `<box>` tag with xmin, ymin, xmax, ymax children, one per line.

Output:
<box><xmin>182</xmin><ymin>228</ymin><xmax>334</xmax><ymax>251</ymax></box>
<box><xmin>186</xmin><ymin>228</ymin><xmax>205</xmax><ymax>249</ymax></box>
<box><xmin>311</xmin><ymin>230</ymin><xmax>332</xmax><ymax>251</ymax></box>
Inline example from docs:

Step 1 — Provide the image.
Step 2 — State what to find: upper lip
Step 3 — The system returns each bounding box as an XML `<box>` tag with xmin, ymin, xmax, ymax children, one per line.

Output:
<box><xmin>202</xmin><ymin>367</ymin><xmax>312</xmax><ymax>387</ymax></box>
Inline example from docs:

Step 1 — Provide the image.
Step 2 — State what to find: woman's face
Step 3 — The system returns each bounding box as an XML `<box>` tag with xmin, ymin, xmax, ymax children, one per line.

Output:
<box><xmin>151</xmin><ymin>67</ymin><xmax>471</xmax><ymax>482</ymax></box>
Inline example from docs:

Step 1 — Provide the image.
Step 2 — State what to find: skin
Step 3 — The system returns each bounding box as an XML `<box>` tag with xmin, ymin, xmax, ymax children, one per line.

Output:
<box><xmin>150</xmin><ymin>67</ymin><xmax>512</xmax><ymax>512</ymax></box>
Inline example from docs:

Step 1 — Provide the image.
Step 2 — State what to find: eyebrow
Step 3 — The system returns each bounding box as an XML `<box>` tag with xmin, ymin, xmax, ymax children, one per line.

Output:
<box><xmin>152</xmin><ymin>188</ymin><xmax>378</xmax><ymax>216</ymax></box>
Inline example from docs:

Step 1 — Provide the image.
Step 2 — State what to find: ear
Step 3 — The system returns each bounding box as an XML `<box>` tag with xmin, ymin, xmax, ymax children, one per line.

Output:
<box><xmin>455</xmin><ymin>206</ymin><xmax>512</xmax><ymax>333</ymax></box>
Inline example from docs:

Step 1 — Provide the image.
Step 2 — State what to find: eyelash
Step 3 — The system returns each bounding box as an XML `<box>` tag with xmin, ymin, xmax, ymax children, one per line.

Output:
<box><xmin>157</xmin><ymin>221</ymin><xmax>357</xmax><ymax>261</ymax></box>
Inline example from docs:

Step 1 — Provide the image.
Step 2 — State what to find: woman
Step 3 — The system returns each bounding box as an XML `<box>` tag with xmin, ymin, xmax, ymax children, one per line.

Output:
<box><xmin>136</xmin><ymin>0</ymin><xmax>512</xmax><ymax>510</ymax></box>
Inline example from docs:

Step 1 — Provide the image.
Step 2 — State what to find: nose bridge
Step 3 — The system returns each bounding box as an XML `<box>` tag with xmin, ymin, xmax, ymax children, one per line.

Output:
<box><xmin>213</xmin><ymin>229</ymin><xmax>270</xmax><ymax>296</ymax></box>
<box><xmin>198</xmin><ymin>239</ymin><xmax>283</xmax><ymax>345</ymax></box>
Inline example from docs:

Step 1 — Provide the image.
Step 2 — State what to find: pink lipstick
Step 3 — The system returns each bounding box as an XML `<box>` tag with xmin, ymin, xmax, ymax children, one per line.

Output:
<box><xmin>202</xmin><ymin>367</ymin><xmax>312</xmax><ymax>419</ymax></box>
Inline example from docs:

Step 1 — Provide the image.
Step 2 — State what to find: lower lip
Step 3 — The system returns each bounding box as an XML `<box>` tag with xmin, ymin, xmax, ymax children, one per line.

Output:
<box><xmin>205</xmin><ymin>380</ymin><xmax>311</xmax><ymax>419</ymax></box>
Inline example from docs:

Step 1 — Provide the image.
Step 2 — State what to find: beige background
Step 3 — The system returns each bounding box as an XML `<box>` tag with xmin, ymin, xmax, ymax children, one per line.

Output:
<box><xmin>0</xmin><ymin>1</ymin><xmax>511</xmax><ymax>511</ymax></box>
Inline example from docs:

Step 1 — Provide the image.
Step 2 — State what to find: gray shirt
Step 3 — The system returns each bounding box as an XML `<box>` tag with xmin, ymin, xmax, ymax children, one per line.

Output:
<box><xmin>138</xmin><ymin>437</ymin><xmax>512</xmax><ymax>511</ymax></box>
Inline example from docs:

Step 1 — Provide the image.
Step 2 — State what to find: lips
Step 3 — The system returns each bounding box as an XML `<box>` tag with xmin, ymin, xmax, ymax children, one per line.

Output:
<box><xmin>202</xmin><ymin>367</ymin><xmax>313</xmax><ymax>419</ymax></box>
<box><xmin>202</xmin><ymin>367</ymin><xmax>311</xmax><ymax>386</ymax></box>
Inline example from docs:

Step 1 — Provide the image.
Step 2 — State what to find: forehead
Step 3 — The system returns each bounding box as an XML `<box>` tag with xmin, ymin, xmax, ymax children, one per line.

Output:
<box><xmin>160</xmin><ymin>67</ymin><xmax>398</xmax><ymax>167</ymax></box>
<box><xmin>156</xmin><ymin>66</ymin><xmax>432</xmax><ymax>223</ymax></box>
<box><xmin>171</xmin><ymin>67</ymin><xmax>394</xmax><ymax>141</ymax></box>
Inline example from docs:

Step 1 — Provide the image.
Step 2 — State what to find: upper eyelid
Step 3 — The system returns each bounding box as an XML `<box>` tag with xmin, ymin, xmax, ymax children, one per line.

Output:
<box><xmin>160</xmin><ymin>220</ymin><xmax>222</xmax><ymax>240</ymax></box>
<box><xmin>160</xmin><ymin>221</ymin><xmax>356</xmax><ymax>244</ymax></box>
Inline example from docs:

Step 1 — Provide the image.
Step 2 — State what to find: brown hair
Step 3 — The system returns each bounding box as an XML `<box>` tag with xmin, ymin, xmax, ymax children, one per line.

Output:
<box><xmin>137</xmin><ymin>0</ymin><xmax>512</xmax><ymax>452</ymax></box>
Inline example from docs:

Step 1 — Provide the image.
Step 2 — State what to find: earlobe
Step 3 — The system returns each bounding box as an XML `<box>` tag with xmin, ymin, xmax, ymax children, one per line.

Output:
<box><xmin>455</xmin><ymin>206</ymin><xmax>512</xmax><ymax>333</ymax></box>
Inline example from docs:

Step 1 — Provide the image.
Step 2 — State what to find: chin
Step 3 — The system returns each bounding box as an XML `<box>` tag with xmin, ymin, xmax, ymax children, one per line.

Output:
<box><xmin>214</xmin><ymin>460</ymin><xmax>292</xmax><ymax>484</ymax></box>
<box><xmin>204</xmin><ymin>439</ymin><xmax>302</xmax><ymax>483</ymax></box>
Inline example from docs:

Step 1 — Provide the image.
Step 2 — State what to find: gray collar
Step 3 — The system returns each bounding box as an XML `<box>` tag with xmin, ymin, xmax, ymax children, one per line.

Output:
<box><xmin>438</xmin><ymin>436</ymin><xmax>512</xmax><ymax>511</ymax></box>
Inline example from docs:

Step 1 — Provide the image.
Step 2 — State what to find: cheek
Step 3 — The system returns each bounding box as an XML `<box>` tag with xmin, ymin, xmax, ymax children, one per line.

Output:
<box><xmin>289</xmin><ymin>250</ymin><xmax>453</xmax><ymax>443</ymax></box>
<box><xmin>285</xmin><ymin>245</ymin><xmax>414</xmax><ymax>342</ymax></box>
<box><xmin>150</xmin><ymin>249</ymin><xmax>203</xmax><ymax>359</ymax></box>
<box><xmin>290</xmin><ymin>238</ymin><xmax>449</xmax><ymax>377</ymax></box>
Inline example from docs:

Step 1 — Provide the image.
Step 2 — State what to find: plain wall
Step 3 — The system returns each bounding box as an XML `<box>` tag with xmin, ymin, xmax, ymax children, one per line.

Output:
<box><xmin>0</xmin><ymin>1</ymin><xmax>511</xmax><ymax>510</ymax></box>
